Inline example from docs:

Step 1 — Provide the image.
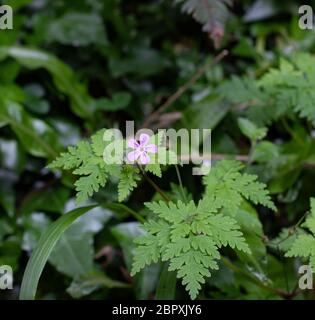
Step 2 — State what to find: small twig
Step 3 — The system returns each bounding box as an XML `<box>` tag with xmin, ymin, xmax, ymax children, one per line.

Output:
<box><xmin>119</xmin><ymin>204</ymin><xmax>146</xmax><ymax>223</ymax></box>
<box><xmin>149</xmin><ymin>112</ymin><xmax>183</xmax><ymax>131</ymax></box>
<box><xmin>142</xmin><ymin>50</ymin><xmax>229</xmax><ymax>128</ymax></box>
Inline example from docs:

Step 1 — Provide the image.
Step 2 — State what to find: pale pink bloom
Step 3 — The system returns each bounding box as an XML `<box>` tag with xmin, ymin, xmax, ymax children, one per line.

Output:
<box><xmin>127</xmin><ymin>134</ymin><xmax>158</xmax><ymax>165</ymax></box>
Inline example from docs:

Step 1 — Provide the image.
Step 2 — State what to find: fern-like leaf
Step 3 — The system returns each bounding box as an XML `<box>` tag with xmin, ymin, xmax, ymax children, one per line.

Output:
<box><xmin>286</xmin><ymin>198</ymin><xmax>315</xmax><ymax>270</ymax></box>
<box><xmin>131</xmin><ymin>199</ymin><xmax>249</xmax><ymax>299</ymax></box>
<box><xmin>48</xmin><ymin>129</ymin><xmax>141</xmax><ymax>203</ymax></box>
<box><xmin>203</xmin><ymin>160</ymin><xmax>275</xmax><ymax>213</ymax></box>
<box><xmin>175</xmin><ymin>0</ymin><xmax>232</xmax><ymax>47</ymax></box>
<box><xmin>118</xmin><ymin>165</ymin><xmax>141</xmax><ymax>202</ymax></box>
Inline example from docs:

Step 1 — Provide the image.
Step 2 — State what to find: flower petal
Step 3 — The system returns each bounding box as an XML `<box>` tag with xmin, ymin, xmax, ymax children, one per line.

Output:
<box><xmin>139</xmin><ymin>152</ymin><xmax>150</xmax><ymax>165</ymax></box>
<box><xmin>127</xmin><ymin>150</ymin><xmax>141</xmax><ymax>162</ymax></box>
<box><xmin>144</xmin><ymin>144</ymin><xmax>158</xmax><ymax>154</ymax></box>
<box><xmin>139</xmin><ymin>133</ymin><xmax>150</xmax><ymax>146</ymax></box>
<box><xmin>128</xmin><ymin>138</ymin><xmax>139</xmax><ymax>149</ymax></box>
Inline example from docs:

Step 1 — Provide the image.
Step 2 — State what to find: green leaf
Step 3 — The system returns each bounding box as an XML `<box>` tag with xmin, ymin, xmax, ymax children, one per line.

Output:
<box><xmin>22</xmin><ymin>213</ymin><xmax>51</xmax><ymax>252</ymax></box>
<box><xmin>48</xmin><ymin>141</ymin><xmax>93</xmax><ymax>170</ymax></box>
<box><xmin>118</xmin><ymin>165</ymin><xmax>141</xmax><ymax>202</ymax></box>
<box><xmin>285</xmin><ymin>234</ymin><xmax>315</xmax><ymax>257</ymax></box>
<box><xmin>96</xmin><ymin>92</ymin><xmax>131</xmax><ymax>112</ymax></box>
<box><xmin>131</xmin><ymin>199</ymin><xmax>249</xmax><ymax>299</ymax></box>
<box><xmin>46</xmin><ymin>13</ymin><xmax>107</xmax><ymax>46</ymax></box>
<box><xmin>303</xmin><ymin>198</ymin><xmax>315</xmax><ymax>235</ymax></box>
<box><xmin>49</xmin><ymin>206</ymin><xmax>112</xmax><ymax>278</ymax></box>
<box><xmin>285</xmin><ymin>198</ymin><xmax>315</xmax><ymax>270</ymax></box>
<box><xmin>238</xmin><ymin>117</ymin><xmax>267</xmax><ymax>142</ymax></box>
<box><xmin>18</xmin><ymin>187</ymin><xmax>70</xmax><ymax>215</ymax></box>
<box><xmin>48</xmin><ymin>130</ymin><xmax>137</xmax><ymax>204</ymax></box>
<box><xmin>156</xmin><ymin>263</ymin><xmax>177</xmax><ymax>300</ymax></box>
<box><xmin>0</xmin><ymin>46</ymin><xmax>95</xmax><ymax>119</ymax></box>
<box><xmin>0</xmin><ymin>99</ymin><xmax>60</xmax><ymax>158</ymax></box>
<box><xmin>19</xmin><ymin>205</ymin><xmax>97</xmax><ymax>300</ymax></box>
<box><xmin>0</xmin><ymin>182</ymin><xmax>15</xmax><ymax>217</ymax></box>
<box><xmin>175</xmin><ymin>0</ymin><xmax>231</xmax><ymax>45</ymax></box>
<box><xmin>109</xmin><ymin>46</ymin><xmax>170</xmax><ymax>78</ymax></box>
<box><xmin>182</xmin><ymin>93</ymin><xmax>230</xmax><ymax>134</ymax></box>
<box><xmin>75</xmin><ymin>167</ymin><xmax>107</xmax><ymax>204</ymax></box>
<box><xmin>111</xmin><ymin>222</ymin><xmax>161</xmax><ymax>299</ymax></box>
<box><xmin>203</xmin><ymin>160</ymin><xmax>276</xmax><ymax>213</ymax></box>
<box><xmin>67</xmin><ymin>271</ymin><xmax>128</xmax><ymax>299</ymax></box>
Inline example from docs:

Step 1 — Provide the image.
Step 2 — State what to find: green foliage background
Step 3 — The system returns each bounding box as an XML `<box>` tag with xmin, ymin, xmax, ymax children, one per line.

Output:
<box><xmin>1</xmin><ymin>0</ymin><xmax>315</xmax><ymax>300</ymax></box>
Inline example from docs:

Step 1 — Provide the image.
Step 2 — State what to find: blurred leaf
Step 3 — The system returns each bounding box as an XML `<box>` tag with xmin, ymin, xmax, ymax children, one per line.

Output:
<box><xmin>96</xmin><ymin>92</ymin><xmax>132</xmax><ymax>112</ymax></box>
<box><xmin>182</xmin><ymin>93</ymin><xmax>230</xmax><ymax>131</ymax></box>
<box><xmin>238</xmin><ymin>117</ymin><xmax>267</xmax><ymax>142</ymax></box>
<box><xmin>232</xmin><ymin>38</ymin><xmax>259</xmax><ymax>59</ymax></box>
<box><xmin>49</xmin><ymin>206</ymin><xmax>112</xmax><ymax>278</ymax></box>
<box><xmin>24</xmin><ymin>84</ymin><xmax>50</xmax><ymax>115</ymax></box>
<box><xmin>252</xmin><ymin>141</ymin><xmax>280</xmax><ymax>163</ymax></box>
<box><xmin>49</xmin><ymin>232</ymin><xmax>94</xmax><ymax>278</ymax></box>
<box><xmin>175</xmin><ymin>0</ymin><xmax>231</xmax><ymax>47</ymax></box>
<box><xmin>0</xmin><ymin>237</ymin><xmax>21</xmax><ymax>271</ymax></box>
<box><xmin>67</xmin><ymin>270</ymin><xmax>128</xmax><ymax>299</ymax></box>
<box><xmin>0</xmin><ymin>100</ymin><xmax>60</xmax><ymax>158</ymax></box>
<box><xmin>111</xmin><ymin>222</ymin><xmax>160</xmax><ymax>299</ymax></box>
<box><xmin>19</xmin><ymin>187</ymin><xmax>71</xmax><ymax>215</ymax></box>
<box><xmin>269</xmin><ymin>168</ymin><xmax>302</xmax><ymax>194</ymax></box>
<box><xmin>0</xmin><ymin>182</ymin><xmax>15</xmax><ymax>217</ymax></box>
<box><xmin>0</xmin><ymin>46</ymin><xmax>95</xmax><ymax>119</ymax></box>
<box><xmin>5</xmin><ymin>0</ymin><xmax>33</xmax><ymax>10</ymax></box>
<box><xmin>0</xmin><ymin>84</ymin><xmax>26</xmax><ymax>105</ymax></box>
<box><xmin>46</xmin><ymin>13</ymin><xmax>107</xmax><ymax>46</ymax></box>
<box><xmin>235</xmin><ymin>207</ymin><xmax>268</xmax><ymax>279</ymax></box>
<box><xmin>0</xmin><ymin>219</ymin><xmax>13</xmax><ymax>243</ymax></box>
<box><xmin>49</xmin><ymin>118</ymin><xmax>81</xmax><ymax>147</ymax></box>
<box><xmin>156</xmin><ymin>263</ymin><xmax>177</xmax><ymax>300</ymax></box>
<box><xmin>0</xmin><ymin>60</ymin><xmax>20</xmax><ymax>83</ymax></box>
<box><xmin>244</xmin><ymin>0</ymin><xmax>280</xmax><ymax>23</ymax></box>
<box><xmin>0</xmin><ymin>139</ymin><xmax>26</xmax><ymax>172</ymax></box>
<box><xmin>22</xmin><ymin>212</ymin><xmax>51</xmax><ymax>252</ymax></box>
<box><xmin>109</xmin><ymin>46</ymin><xmax>170</xmax><ymax>78</ymax></box>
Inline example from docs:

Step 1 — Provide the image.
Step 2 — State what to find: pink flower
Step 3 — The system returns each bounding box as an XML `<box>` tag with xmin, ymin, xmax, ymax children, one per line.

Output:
<box><xmin>127</xmin><ymin>134</ymin><xmax>158</xmax><ymax>165</ymax></box>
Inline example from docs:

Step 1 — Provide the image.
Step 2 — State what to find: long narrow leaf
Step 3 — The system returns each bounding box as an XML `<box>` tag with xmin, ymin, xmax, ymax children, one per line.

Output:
<box><xmin>19</xmin><ymin>205</ymin><xmax>97</xmax><ymax>300</ymax></box>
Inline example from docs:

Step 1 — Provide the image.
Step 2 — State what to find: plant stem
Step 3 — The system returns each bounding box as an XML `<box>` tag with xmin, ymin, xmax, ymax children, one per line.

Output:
<box><xmin>120</xmin><ymin>204</ymin><xmax>146</xmax><ymax>223</ymax></box>
<box><xmin>137</xmin><ymin>164</ymin><xmax>171</xmax><ymax>202</ymax></box>
<box><xmin>281</xmin><ymin>118</ymin><xmax>304</xmax><ymax>146</ymax></box>
<box><xmin>175</xmin><ymin>164</ymin><xmax>187</xmax><ymax>203</ymax></box>
<box><xmin>156</xmin><ymin>263</ymin><xmax>177</xmax><ymax>300</ymax></box>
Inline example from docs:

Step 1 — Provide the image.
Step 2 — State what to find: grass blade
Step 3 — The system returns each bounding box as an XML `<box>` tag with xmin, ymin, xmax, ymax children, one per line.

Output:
<box><xmin>19</xmin><ymin>205</ymin><xmax>97</xmax><ymax>300</ymax></box>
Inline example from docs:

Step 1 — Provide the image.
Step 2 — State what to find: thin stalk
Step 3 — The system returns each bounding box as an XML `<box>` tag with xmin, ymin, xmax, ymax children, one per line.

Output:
<box><xmin>137</xmin><ymin>164</ymin><xmax>171</xmax><ymax>202</ymax></box>
<box><xmin>175</xmin><ymin>164</ymin><xmax>187</xmax><ymax>203</ymax></box>
<box><xmin>121</xmin><ymin>205</ymin><xmax>146</xmax><ymax>224</ymax></box>
<box><xmin>281</xmin><ymin>118</ymin><xmax>304</xmax><ymax>146</ymax></box>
